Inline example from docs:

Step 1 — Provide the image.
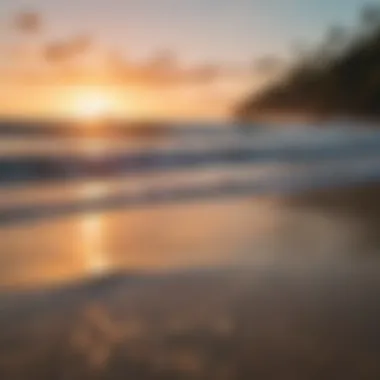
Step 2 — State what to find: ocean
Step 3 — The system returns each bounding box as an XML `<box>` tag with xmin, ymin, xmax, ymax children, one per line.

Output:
<box><xmin>1</xmin><ymin>121</ymin><xmax>380</xmax><ymax>379</ymax></box>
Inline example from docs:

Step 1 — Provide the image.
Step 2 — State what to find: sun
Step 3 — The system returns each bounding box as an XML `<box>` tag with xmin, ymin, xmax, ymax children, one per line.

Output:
<box><xmin>75</xmin><ymin>90</ymin><xmax>113</xmax><ymax>120</ymax></box>
<box><xmin>63</xmin><ymin>86</ymin><xmax>140</xmax><ymax>120</ymax></box>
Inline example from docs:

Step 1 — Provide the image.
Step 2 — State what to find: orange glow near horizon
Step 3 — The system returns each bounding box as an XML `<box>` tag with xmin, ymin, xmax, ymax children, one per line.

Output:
<box><xmin>0</xmin><ymin>81</ymin><xmax>243</xmax><ymax>121</ymax></box>
<box><xmin>75</xmin><ymin>92</ymin><xmax>113</xmax><ymax>120</ymax></box>
<box><xmin>67</xmin><ymin>87</ymin><xmax>130</xmax><ymax>120</ymax></box>
<box><xmin>0</xmin><ymin>84</ymin><xmax>136</xmax><ymax>120</ymax></box>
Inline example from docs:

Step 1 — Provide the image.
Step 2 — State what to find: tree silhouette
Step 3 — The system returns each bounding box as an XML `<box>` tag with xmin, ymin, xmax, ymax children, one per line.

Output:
<box><xmin>236</xmin><ymin>5</ymin><xmax>380</xmax><ymax>122</ymax></box>
<box><xmin>360</xmin><ymin>3</ymin><xmax>380</xmax><ymax>32</ymax></box>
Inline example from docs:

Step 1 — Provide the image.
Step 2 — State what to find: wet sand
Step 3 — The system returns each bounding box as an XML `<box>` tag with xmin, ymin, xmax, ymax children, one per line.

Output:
<box><xmin>1</xmin><ymin>182</ymin><xmax>380</xmax><ymax>379</ymax></box>
<box><xmin>285</xmin><ymin>181</ymin><xmax>380</xmax><ymax>254</ymax></box>
<box><xmin>287</xmin><ymin>181</ymin><xmax>380</xmax><ymax>217</ymax></box>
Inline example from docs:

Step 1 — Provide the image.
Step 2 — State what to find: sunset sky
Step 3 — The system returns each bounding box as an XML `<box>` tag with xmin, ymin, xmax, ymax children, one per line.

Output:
<box><xmin>0</xmin><ymin>0</ymin><xmax>370</xmax><ymax>120</ymax></box>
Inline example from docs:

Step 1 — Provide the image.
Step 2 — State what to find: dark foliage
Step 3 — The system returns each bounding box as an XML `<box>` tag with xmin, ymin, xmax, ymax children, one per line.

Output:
<box><xmin>237</xmin><ymin>5</ymin><xmax>380</xmax><ymax>122</ymax></box>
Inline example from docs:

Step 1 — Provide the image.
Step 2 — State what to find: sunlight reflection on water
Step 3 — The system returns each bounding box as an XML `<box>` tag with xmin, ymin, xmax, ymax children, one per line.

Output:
<box><xmin>80</xmin><ymin>183</ymin><xmax>110</xmax><ymax>277</ymax></box>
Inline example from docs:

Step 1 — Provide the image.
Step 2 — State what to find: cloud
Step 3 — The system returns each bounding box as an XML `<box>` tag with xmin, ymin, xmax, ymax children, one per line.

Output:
<box><xmin>13</xmin><ymin>11</ymin><xmax>43</xmax><ymax>34</ymax></box>
<box><xmin>4</xmin><ymin>10</ymin><xmax>253</xmax><ymax>92</ymax></box>
<box><xmin>43</xmin><ymin>35</ymin><xmax>93</xmax><ymax>63</ymax></box>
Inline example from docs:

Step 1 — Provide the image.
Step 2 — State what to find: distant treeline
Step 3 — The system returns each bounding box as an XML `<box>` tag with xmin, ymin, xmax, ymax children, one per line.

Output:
<box><xmin>236</xmin><ymin>4</ymin><xmax>380</xmax><ymax>122</ymax></box>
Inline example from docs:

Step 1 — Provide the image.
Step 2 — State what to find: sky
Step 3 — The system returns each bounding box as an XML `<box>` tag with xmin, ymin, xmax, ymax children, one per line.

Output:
<box><xmin>0</xmin><ymin>0</ymin><xmax>372</xmax><ymax>119</ymax></box>
<box><xmin>0</xmin><ymin>0</ymin><xmax>370</xmax><ymax>62</ymax></box>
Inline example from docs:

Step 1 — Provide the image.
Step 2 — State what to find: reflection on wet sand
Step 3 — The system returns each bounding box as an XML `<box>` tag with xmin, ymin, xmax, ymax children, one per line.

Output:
<box><xmin>0</xmin><ymin>196</ymin><xmax>274</xmax><ymax>288</ymax></box>
<box><xmin>1</xmin><ymin>182</ymin><xmax>379</xmax><ymax>288</ymax></box>
<box><xmin>1</xmin><ymin>183</ymin><xmax>380</xmax><ymax>379</ymax></box>
<box><xmin>80</xmin><ymin>184</ymin><xmax>110</xmax><ymax>276</ymax></box>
